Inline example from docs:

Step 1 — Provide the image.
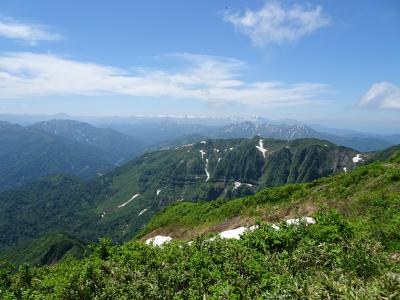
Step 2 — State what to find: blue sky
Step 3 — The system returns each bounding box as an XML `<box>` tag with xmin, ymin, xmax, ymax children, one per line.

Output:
<box><xmin>0</xmin><ymin>0</ymin><xmax>399</xmax><ymax>132</ymax></box>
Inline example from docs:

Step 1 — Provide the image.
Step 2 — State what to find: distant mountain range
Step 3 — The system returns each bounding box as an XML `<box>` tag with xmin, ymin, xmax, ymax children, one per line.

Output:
<box><xmin>1</xmin><ymin>116</ymin><xmax>398</xmax><ymax>193</ymax></box>
<box><xmin>211</xmin><ymin>122</ymin><xmax>394</xmax><ymax>152</ymax></box>
<box><xmin>0</xmin><ymin>136</ymin><xmax>369</xmax><ymax>252</ymax></box>
<box><xmin>137</xmin><ymin>121</ymin><xmax>396</xmax><ymax>152</ymax></box>
<box><xmin>0</xmin><ymin>120</ymin><xmax>142</xmax><ymax>192</ymax></box>
<box><xmin>31</xmin><ymin>119</ymin><xmax>142</xmax><ymax>164</ymax></box>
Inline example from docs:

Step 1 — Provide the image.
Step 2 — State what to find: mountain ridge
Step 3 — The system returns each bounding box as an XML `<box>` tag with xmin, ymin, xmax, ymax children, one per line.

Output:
<box><xmin>0</xmin><ymin>136</ymin><xmax>366</xmax><ymax>252</ymax></box>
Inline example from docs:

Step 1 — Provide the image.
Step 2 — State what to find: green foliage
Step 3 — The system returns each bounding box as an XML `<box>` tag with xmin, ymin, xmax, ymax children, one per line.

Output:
<box><xmin>1</xmin><ymin>210</ymin><xmax>399</xmax><ymax>299</ymax></box>
<box><xmin>0</xmin><ymin>233</ymin><xmax>85</xmax><ymax>267</ymax></box>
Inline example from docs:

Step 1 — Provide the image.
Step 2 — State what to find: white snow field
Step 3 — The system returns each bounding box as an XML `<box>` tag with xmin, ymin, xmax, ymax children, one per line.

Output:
<box><xmin>145</xmin><ymin>235</ymin><xmax>172</xmax><ymax>246</ymax></box>
<box><xmin>117</xmin><ymin>193</ymin><xmax>140</xmax><ymax>208</ymax></box>
<box><xmin>255</xmin><ymin>139</ymin><xmax>268</xmax><ymax>158</ymax></box>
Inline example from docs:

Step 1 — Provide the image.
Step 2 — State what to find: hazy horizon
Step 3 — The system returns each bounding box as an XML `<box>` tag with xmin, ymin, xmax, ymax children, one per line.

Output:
<box><xmin>0</xmin><ymin>0</ymin><xmax>399</xmax><ymax>133</ymax></box>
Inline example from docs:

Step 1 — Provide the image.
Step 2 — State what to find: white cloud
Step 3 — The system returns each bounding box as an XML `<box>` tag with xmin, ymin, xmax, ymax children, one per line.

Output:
<box><xmin>0</xmin><ymin>18</ymin><xmax>61</xmax><ymax>44</ymax></box>
<box><xmin>0</xmin><ymin>52</ymin><xmax>328</xmax><ymax>107</ymax></box>
<box><xmin>358</xmin><ymin>82</ymin><xmax>400</xmax><ymax>109</ymax></box>
<box><xmin>224</xmin><ymin>1</ymin><xmax>330</xmax><ymax>47</ymax></box>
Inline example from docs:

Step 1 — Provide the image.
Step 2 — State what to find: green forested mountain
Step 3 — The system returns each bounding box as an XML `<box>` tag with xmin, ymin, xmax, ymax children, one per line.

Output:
<box><xmin>0</xmin><ymin>121</ymin><xmax>116</xmax><ymax>192</ymax></box>
<box><xmin>0</xmin><ymin>233</ymin><xmax>85</xmax><ymax>266</ymax></box>
<box><xmin>0</xmin><ymin>137</ymin><xmax>363</xmax><ymax>253</ymax></box>
<box><xmin>31</xmin><ymin>119</ymin><xmax>143</xmax><ymax>164</ymax></box>
<box><xmin>1</xmin><ymin>147</ymin><xmax>399</xmax><ymax>299</ymax></box>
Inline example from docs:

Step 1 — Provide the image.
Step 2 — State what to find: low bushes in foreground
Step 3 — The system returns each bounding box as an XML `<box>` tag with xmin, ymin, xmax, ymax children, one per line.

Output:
<box><xmin>0</xmin><ymin>210</ymin><xmax>399</xmax><ymax>299</ymax></box>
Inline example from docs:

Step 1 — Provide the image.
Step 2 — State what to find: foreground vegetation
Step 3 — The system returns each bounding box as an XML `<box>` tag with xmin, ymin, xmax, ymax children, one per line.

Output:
<box><xmin>1</xmin><ymin>210</ymin><xmax>399</xmax><ymax>299</ymax></box>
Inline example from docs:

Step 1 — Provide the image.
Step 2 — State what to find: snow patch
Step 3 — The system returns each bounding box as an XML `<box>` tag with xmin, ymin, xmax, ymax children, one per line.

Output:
<box><xmin>233</xmin><ymin>181</ymin><xmax>241</xmax><ymax>190</ymax></box>
<box><xmin>200</xmin><ymin>140</ymin><xmax>206</xmax><ymax>144</ymax></box>
<box><xmin>145</xmin><ymin>235</ymin><xmax>172</xmax><ymax>246</ymax></box>
<box><xmin>138</xmin><ymin>208</ymin><xmax>148</xmax><ymax>216</ymax></box>
<box><xmin>101</xmin><ymin>212</ymin><xmax>106</xmax><ymax>218</ymax></box>
<box><xmin>343</xmin><ymin>167</ymin><xmax>347</xmax><ymax>173</ymax></box>
<box><xmin>118</xmin><ymin>193</ymin><xmax>140</xmax><ymax>208</ymax></box>
<box><xmin>219</xmin><ymin>227</ymin><xmax>247</xmax><ymax>239</ymax></box>
<box><xmin>271</xmin><ymin>224</ymin><xmax>280</xmax><ymax>230</ymax></box>
<box><xmin>199</xmin><ymin>150</ymin><xmax>206</xmax><ymax>159</ymax></box>
<box><xmin>352</xmin><ymin>154</ymin><xmax>363</xmax><ymax>163</ymax></box>
<box><xmin>157</xmin><ymin>189</ymin><xmax>161</xmax><ymax>196</ymax></box>
<box><xmin>229</xmin><ymin>147</ymin><xmax>234</xmax><ymax>151</ymax></box>
<box><xmin>286</xmin><ymin>216</ymin><xmax>316</xmax><ymax>226</ymax></box>
<box><xmin>248</xmin><ymin>225</ymin><xmax>259</xmax><ymax>231</ymax></box>
<box><xmin>177</xmin><ymin>143</ymin><xmax>193</xmax><ymax>149</ymax></box>
<box><xmin>218</xmin><ymin>157</ymin><xmax>221</xmax><ymax>163</ymax></box>
<box><xmin>255</xmin><ymin>139</ymin><xmax>268</xmax><ymax>158</ymax></box>
<box><xmin>205</xmin><ymin>158</ymin><xmax>210</xmax><ymax>181</ymax></box>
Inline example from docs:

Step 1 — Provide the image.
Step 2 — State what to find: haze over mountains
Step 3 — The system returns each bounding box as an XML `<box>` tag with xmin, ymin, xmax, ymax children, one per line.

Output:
<box><xmin>1</xmin><ymin>115</ymin><xmax>398</xmax><ymax>192</ymax></box>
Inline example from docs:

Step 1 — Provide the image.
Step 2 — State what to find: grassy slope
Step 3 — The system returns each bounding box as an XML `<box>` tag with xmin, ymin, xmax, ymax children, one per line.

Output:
<box><xmin>138</xmin><ymin>153</ymin><xmax>400</xmax><ymax>250</ymax></box>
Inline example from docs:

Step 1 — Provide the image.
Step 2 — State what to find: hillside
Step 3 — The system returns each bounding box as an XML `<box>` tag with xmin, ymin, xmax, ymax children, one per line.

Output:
<box><xmin>0</xmin><ymin>121</ymin><xmax>116</xmax><ymax>192</ymax></box>
<box><xmin>0</xmin><ymin>233</ymin><xmax>85</xmax><ymax>266</ymax></box>
<box><xmin>1</xmin><ymin>150</ymin><xmax>399</xmax><ymax>299</ymax></box>
<box><xmin>139</xmin><ymin>150</ymin><xmax>400</xmax><ymax>248</ymax></box>
<box><xmin>31</xmin><ymin>119</ymin><xmax>143</xmax><ymax>164</ymax></box>
<box><xmin>0</xmin><ymin>137</ymin><xmax>363</xmax><ymax>252</ymax></box>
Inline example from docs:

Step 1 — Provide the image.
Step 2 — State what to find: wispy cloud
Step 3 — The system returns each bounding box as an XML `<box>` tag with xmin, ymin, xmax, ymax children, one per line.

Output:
<box><xmin>0</xmin><ymin>52</ymin><xmax>328</xmax><ymax>107</ymax></box>
<box><xmin>0</xmin><ymin>18</ymin><xmax>61</xmax><ymax>44</ymax></box>
<box><xmin>224</xmin><ymin>1</ymin><xmax>330</xmax><ymax>47</ymax></box>
<box><xmin>358</xmin><ymin>82</ymin><xmax>400</xmax><ymax>109</ymax></box>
